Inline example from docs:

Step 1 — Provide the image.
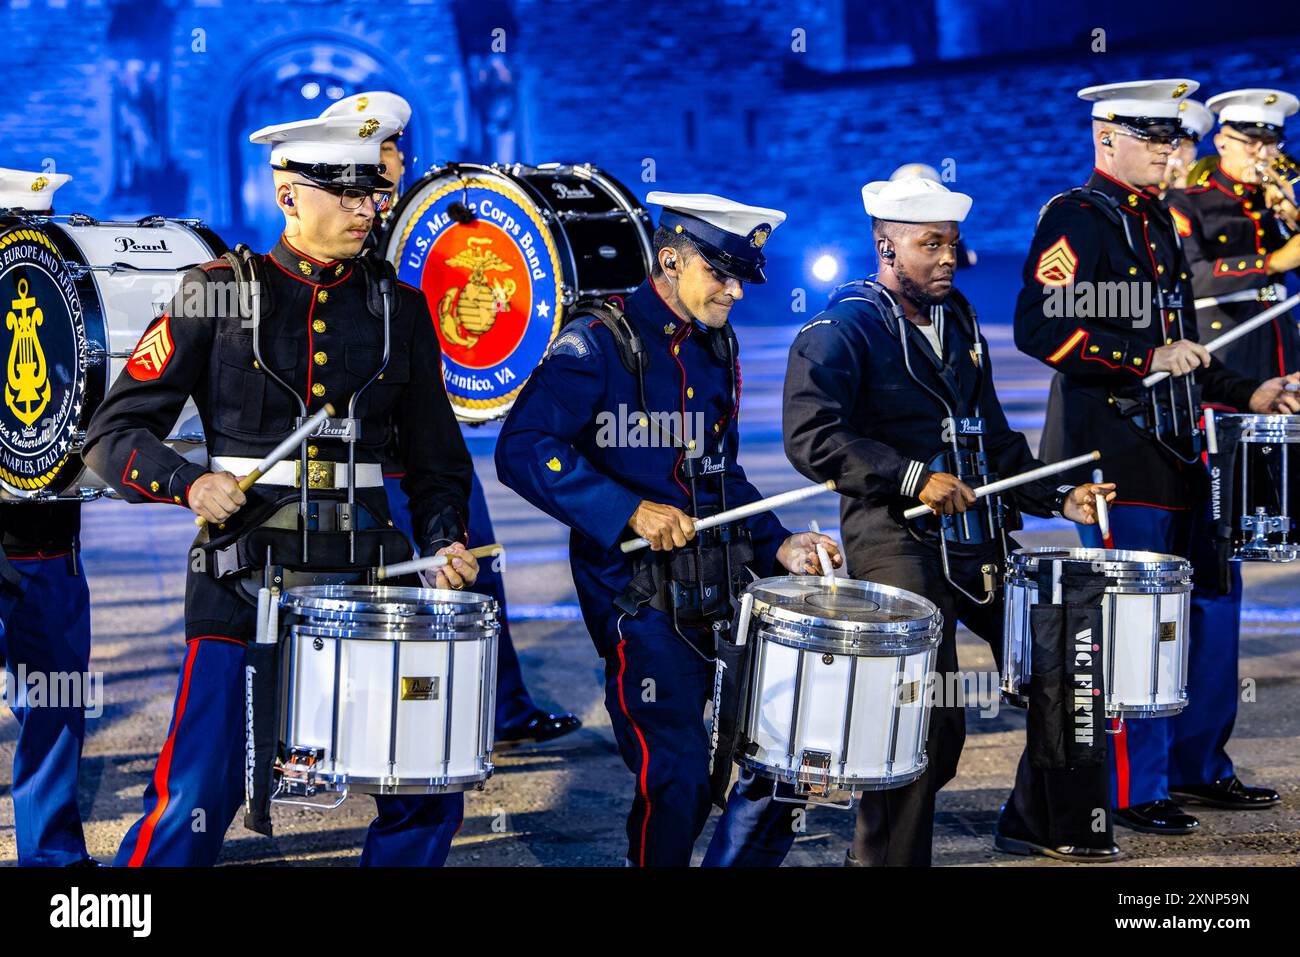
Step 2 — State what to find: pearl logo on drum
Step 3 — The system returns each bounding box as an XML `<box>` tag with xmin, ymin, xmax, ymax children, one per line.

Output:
<box><xmin>400</xmin><ymin>676</ymin><xmax>439</xmax><ymax>701</ymax></box>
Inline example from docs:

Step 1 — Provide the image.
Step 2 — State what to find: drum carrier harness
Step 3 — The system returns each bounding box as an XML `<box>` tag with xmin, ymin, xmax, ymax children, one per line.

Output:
<box><xmin>198</xmin><ymin>244</ymin><xmax>414</xmax><ymax>598</ymax></box>
<box><xmin>838</xmin><ymin>280</ymin><xmax>1009</xmax><ymax>605</ymax></box>
<box><xmin>573</xmin><ymin>297</ymin><xmax>756</xmax><ymax>636</ymax></box>
<box><xmin>1045</xmin><ymin>187</ymin><xmax>1204</xmax><ymax>465</ymax></box>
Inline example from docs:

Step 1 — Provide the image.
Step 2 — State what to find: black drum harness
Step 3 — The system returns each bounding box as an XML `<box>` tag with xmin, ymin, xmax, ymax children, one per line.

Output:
<box><xmin>841</xmin><ymin>281</ymin><xmax>1008</xmax><ymax>604</ymax></box>
<box><xmin>1046</xmin><ymin>188</ymin><xmax>1204</xmax><ymax>465</ymax></box>
<box><xmin>575</xmin><ymin>298</ymin><xmax>755</xmax><ymax>641</ymax></box>
<box><xmin>199</xmin><ymin>244</ymin><xmax>414</xmax><ymax>597</ymax></box>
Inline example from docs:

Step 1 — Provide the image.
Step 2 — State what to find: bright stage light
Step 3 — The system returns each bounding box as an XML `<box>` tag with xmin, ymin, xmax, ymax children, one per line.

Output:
<box><xmin>812</xmin><ymin>254</ymin><xmax>839</xmax><ymax>282</ymax></box>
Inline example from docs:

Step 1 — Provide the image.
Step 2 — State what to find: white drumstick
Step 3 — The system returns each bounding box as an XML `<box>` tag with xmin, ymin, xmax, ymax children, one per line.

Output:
<box><xmin>1142</xmin><ymin>293</ymin><xmax>1300</xmax><ymax>387</ymax></box>
<box><xmin>620</xmin><ymin>480</ymin><xmax>838</xmax><ymax>554</ymax></box>
<box><xmin>902</xmin><ymin>451</ymin><xmax>1100</xmax><ymax>521</ymax></box>
<box><xmin>809</xmin><ymin>520</ymin><xmax>833</xmax><ymax>579</ymax></box>
<box><xmin>376</xmin><ymin>543</ymin><xmax>503</xmax><ymax>581</ymax></box>
<box><xmin>1092</xmin><ymin>467</ymin><xmax>1112</xmax><ymax>548</ymax></box>
<box><xmin>195</xmin><ymin>403</ymin><xmax>336</xmax><ymax>527</ymax></box>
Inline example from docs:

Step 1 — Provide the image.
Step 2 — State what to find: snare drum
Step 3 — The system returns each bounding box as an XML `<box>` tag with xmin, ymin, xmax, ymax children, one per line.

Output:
<box><xmin>383</xmin><ymin>162</ymin><xmax>653</xmax><ymax>422</ymax></box>
<box><xmin>0</xmin><ymin>213</ymin><xmax>224</xmax><ymax>500</ymax></box>
<box><xmin>277</xmin><ymin>585</ymin><xmax>499</xmax><ymax>797</ymax></box>
<box><xmin>1211</xmin><ymin>413</ymin><xmax>1300</xmax><ymax>562</ymax></box>
<box><xmin>736</xmin><ymin>577</ymin><xmax>941</xmax><ymax>800</ymax></box>
<box><xmin>1002</xmin><ymin>548</ymin><xmax>1192</xmax><ymax>717</ymax></box>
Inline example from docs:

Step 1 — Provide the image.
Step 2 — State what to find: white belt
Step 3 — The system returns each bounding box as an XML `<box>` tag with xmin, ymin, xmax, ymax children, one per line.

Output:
<box><xmin>211</xmin><ymin>456</ymin><xmax>384</xmax><ymax>489</ymax></box>
<box><xmin>1194</xmin><ymin>283</ymin><xmax>1287</xmax><ymax>311</ymax></box>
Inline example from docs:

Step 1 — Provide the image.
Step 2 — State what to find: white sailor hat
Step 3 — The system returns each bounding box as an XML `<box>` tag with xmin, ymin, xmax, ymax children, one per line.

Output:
<box><xmin>1078</xmin><ymin>78</ymin><xmax>1200</xmax><ymax>136</ymax></box>
<box><xmin>248</xmin><ymin>114</ymin><xmax>403</xmax><ymax>189</ymax></box>
<box><xmin>1206</xmin><ymin>88</ymin><xmax>1298</xmax><ymax>135</ymax></box>
<box><xmin>0</xmin><ymin>167</ymin><xmax>71</xmax><ymax>212</ymax></box>
<box><xmin>1177</xmin><ymin>99</ymin><xmax>1216</xmax><ymax>141</ymax></box>
<box><xmin>646</xmin><ymin>191</ymin><xmax>786</xmax><ymax>284</ymax></box>
<box><xmin>319</xmin><ymin>91</ymin><xmax>412</xmax><ymax>137</ymax></box>
<box><xmin>861</xmin><ymin>177</ymin><xmax>972</xmax><ymax>224</ymax></box>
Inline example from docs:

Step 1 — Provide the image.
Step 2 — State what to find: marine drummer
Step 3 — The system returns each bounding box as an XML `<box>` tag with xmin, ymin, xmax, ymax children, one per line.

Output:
<box><xmin>782</xmin><ymin>176</ymin><xmax>1114</xmax><ymax>865</ymax></box>
<box><xmin>322</xmin><ymin>90</ymin><xmax>582</xmax><ymax>747</ymax></box>
<box><xmin>1167</xmin><ymin>88</ymin><xmax>1300</xmax><ymax>383</ymax></box>
<box><xmin>495</xmin><ymin>192</ymin><xmax>841</xmax><ymax>867</ymax></box>
<box><xmin>82</xmin><ymin>114</ymin><xmax>480</xmax><ymax>866</ymax></box>
<box><xmin>1010</xmin><ymin>78</ymin><xmax>1299</xmax><ymax>845</ymax></box>
<box><xmin>0</xmin><ymin>167</ymin><xmax>98</xmax><ymax>866</ymax></box>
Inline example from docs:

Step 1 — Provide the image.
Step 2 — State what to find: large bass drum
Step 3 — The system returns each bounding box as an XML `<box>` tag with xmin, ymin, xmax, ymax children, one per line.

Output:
<box><xmin>0</xmin><ymin>214</ymin><xmax>225</xmax><ymax>500</ymax></box>
<box><xmin>383</xmin><ymin>162</ymin><xmax>653</xmax><ymax>422</ymax></box>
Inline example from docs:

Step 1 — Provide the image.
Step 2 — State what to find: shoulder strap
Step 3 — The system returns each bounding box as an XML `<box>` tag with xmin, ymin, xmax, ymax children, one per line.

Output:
<box><xmin>220</xmin><ymin>243</ymin><xmax>272</xmax><ymax>321</ymax></box>
<box><xmin>568</xmin><ymin>295</ymin><xmax>645</xmax><ymax>377</ymax></box>
<box><xmin>1038</xmin><ymin>186</ymin><xmax>1124</xmax><ymax>229</ymax></box>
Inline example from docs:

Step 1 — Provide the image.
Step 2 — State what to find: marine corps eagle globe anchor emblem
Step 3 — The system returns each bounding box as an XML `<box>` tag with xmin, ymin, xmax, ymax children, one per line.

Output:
<box><xmin>437</xmin><ymin>236</ymin><xmax>517</xmax><ymax>348</ymax></box>
<box><xmin>5</xmin><ymin>278</ymin><xmax>51</xmax><ymax>428</ymax></box>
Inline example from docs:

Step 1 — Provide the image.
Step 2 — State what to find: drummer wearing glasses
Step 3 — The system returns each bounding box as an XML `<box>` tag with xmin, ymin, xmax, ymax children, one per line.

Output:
<box><xmin>83</xmin><ymin>114</ymin><xmax>478</xmax><ymax>867</ymax></box>
<box><xmin>783</xmin><ymin>176</ymin><xmax>1114</xmax><ymax>865</ymax></box>
<box><xmin>1011</xmin><ymin>79</ymin><xmax>1299</xmax><ymax>851</ymax></box>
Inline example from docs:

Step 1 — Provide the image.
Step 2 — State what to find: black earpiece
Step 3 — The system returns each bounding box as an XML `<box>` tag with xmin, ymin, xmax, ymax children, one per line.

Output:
<box><xmin>881</xmin><ymin>248</ymin><xmax>895</xmax><ymax>260</ymax></box>
<box><xmin>666</xmin><ymin>257</ymin><xmax>677</xmax><ymax>270</ymax></box>
<box><xmin>284</xmin><ymin>195</ymin><xmax>294</xmax><ymax>207</ymax></box>
<box><xmin>1101</xmin><ymin>134</ymin><xmax>1112</xmax><ymax>147</ymax></box>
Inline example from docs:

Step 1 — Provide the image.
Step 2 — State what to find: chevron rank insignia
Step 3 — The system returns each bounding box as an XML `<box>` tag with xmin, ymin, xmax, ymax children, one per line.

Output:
<box><xmin>1169</xmin><ymin>207</ymin><xmax>1193</xmax><ymax>238</ymax></box>
<box><xmin>126</xmin><ymin>318</ymin><xmax>175</xmax><ymax>381</ymax></box>
<box><xmin>1035</xmin><ymin>236</ymin><xmax>1078</xmax><ymax>287</ymax></box>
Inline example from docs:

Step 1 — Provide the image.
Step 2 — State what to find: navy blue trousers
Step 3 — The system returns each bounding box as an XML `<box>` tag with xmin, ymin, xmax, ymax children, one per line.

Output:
<box><xmin>114</xmin><ymin>637</ymin><xmax>463</xmax><ymax>866</ymax></box>
<box><xmin>0</xmin><ymin>552</ymin><xmax>92</xmax><ymax>866</ymax></box>
<box><xmin>384</xmin><ymin>473</ymin><xmax>539</xmax><ymax>732</ymax></box>
<box><xmin>604</xmin><ymin>607</ymin><xmax>802</xmax><ymax>867</ymax></box>
<box><xmin>1078</xmin><ymin>503</ymin><xmax>1240</xmax><ymax>808</ymax></box>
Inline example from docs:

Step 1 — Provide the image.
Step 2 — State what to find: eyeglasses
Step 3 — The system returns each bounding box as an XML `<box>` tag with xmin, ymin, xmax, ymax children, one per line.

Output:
<box><xmin>293</xmin><ymin>181</ymin><xmax>394</xmax><ymax>212</ymax></box>
<box><xmin>1113</xmin><ymin>127</ymin><xmax>1184</xmax><ymax>150</ymax></box>
<box><xmin>1220</xmin><ymin>131</ymin><xmax>1285</xmax><ymax>153</ymax></box>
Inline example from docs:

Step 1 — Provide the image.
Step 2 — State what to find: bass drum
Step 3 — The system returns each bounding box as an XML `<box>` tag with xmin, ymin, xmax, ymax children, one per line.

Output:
<box><xmin>0</xmin><ymin>214</ymin><xmax>225</xmax><ymax>500</ymax></box>
<box><xmin>383</xmin><ymin>162</ymin><xmax>653</xmax><ymax>422</ymax></box>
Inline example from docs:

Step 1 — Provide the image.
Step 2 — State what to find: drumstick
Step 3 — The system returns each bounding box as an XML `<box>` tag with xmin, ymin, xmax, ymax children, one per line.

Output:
<box><xmin>1142</xmin><ymin>292</ymin><xmax>1300</xmax><ymax>387</ymax></box>
<box><xmin>376</xmin><ymin>543</ymin><xmax>503</xmax><ymax>581</ymax></box>
<box><xmin>1092</xmin><ymin>467</ymin><xmax>1114</xmax><ymax>550</ymax></box>
<box><xmin>902</xmin><ymin>451</ymin><xmax>1100</xmax><ymax>521</ymax></box>
<box><xmin>809</xmin><ymin>520</ymin><xmax>833</xmax><ymax>580</ymax></box>
<box><xmin>620</xmin><ymin>480</ymin><xmax>837</xmax><ymax>554</ymax></box>
<box><xmin>195</xmin><ymin>403</ymin><xmax>335</xmax><ymax>527</ymax></box>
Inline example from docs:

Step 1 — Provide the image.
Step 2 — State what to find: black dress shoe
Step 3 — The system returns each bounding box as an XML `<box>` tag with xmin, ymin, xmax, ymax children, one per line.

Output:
<box><xmin>64</xmin><ymin>857</ymin><xmax>104</xmax><ymax>868</ymax></box>
<box><xmin>496</xmin><ymin>709</ymin><xmax>582</xmax><ymax>745</ymax></box>
<box><xmin>1170</xmin><ymin>776</ymin><xmax>1281</xmax><ymax>810</ymax></box>
<box><xmin>1114</xmin><ymin>800</ymin><xmax>1199</xmax><ymax>835</ymax></box>
<box><xmin>994</xmin><ymin>828</ymin><xmax>1121</xmax><ymax>863</ymax></box>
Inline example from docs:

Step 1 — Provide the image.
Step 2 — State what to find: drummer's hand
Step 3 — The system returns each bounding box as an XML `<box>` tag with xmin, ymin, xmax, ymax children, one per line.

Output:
<box><xmin>1062</xmin><ymin>482</ymin><xmax>1117</xmax><ymax>525</ymax></box>
<box><xmin>918</xmin><ymin>472</ymin><xmax>977</xmax><ymax>515</ymax></box>
<box><xmin>629</xmin><ymin>500</ymin><xmax>696</xmax><ymax>551</ymax></box>
<box><xmin>422</xmin><ymin>542</ymin><xmax>478</xmax><ymax>591</ymax></box>
<box><xmin>1249</xmin><ymin>372</ymin><xmax>1300</xmax><ymax>414</ymax></box>
<box><xmin>189</xmin><ymin>471</ymin><xmax>247</xmax><ymax>524</ymax></box>
<box><xmin>777</xmin><ymin>532</ymin><xmax>843</xmax><ymax>576</ymax></box>
<box><xmin>1150</xmin><ymin>339</ymin><xmax>1211</xmax><ymax>378</ymax></box>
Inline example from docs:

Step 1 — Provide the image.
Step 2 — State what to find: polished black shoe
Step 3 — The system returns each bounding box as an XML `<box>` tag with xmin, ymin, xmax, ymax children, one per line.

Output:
<box><xmin>64</xmin><ymin>857</ymin><xmax>104</xmax><ymax>868</ymax></box>
<box><xmin>1114</xmin><ymin>800</ymin><xmax>1199</xmax><ymax>835</ymax></box>
<box><xmin>1170</xmin><ymin>776</ymin><xmax>1281</xmax><ymax>810</ymax></box>
<box><xmin>496</xmin><ymin>709</ymin><xmax>582</xmax><ymax>746</ymax></box>
<box><xmin>994</xmin><ymin>828</ymin><xmax>1121</xmax><ymax>863</ymax></box>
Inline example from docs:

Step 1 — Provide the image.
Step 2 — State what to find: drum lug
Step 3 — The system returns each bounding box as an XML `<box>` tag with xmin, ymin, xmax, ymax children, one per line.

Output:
<box><xmin>276</xmin><ymin>746</ymin><xmax>337</xmax><ymax>799</ymax></box>
<box><xmin>795</xmin><ymin>748</ymin><xmax>834</xmax><ymax>798</ymax></box>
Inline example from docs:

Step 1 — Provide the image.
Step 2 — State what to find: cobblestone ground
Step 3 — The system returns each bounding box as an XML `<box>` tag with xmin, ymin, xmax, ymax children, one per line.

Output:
<box><xmin>3</xmin><ymin>325</ymin><xmax>1297</xmax><ymax>866</ymax></box>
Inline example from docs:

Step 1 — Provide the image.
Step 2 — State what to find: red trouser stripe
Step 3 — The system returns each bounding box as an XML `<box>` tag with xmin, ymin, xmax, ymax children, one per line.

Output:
<box><xmin>615</xmin><ymin>639</ymin><xmax>653</xmax><ymax>867</ymax></box>
<box><xmin>127</xmin><ymin>639</ymin><xmax>202</xmax><ymax>866</ymax></box>
<box><xmin>1112</xmin><ymin>718</ymin><xmax>1131</xmax><ymax>809</ymax></box>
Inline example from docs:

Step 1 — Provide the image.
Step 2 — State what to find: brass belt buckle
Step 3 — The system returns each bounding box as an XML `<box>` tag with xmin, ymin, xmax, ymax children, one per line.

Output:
<box><xmin>295</xmin><ymin>460</ymin><xmax>336</xmax><ymax>489</ymax></box>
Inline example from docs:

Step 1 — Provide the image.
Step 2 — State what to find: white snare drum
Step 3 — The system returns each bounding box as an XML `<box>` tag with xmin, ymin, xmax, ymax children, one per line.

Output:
<box><xmin>737</xmin><ymin>577</ymin><xmax>941</xmax><ymax>801</ymax></box>
<box><xmin>0</xmin><ymin>213</ymin><xmax>222</xmax><ymax>500</ymax></box>
<box><xmin>277</xmin><ymin>585</ymin><xmax>498</xmax><ymax>797</ymax></box>
<box><xmin>1211</xmin><ymin>413</ymin><xmax>1300</xmax><ymax>562</ymax></box>
<box><xmin>1002</xmin><ymin>548</ymin><xmax>1192</xmax><ymax>718</ymax></box>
